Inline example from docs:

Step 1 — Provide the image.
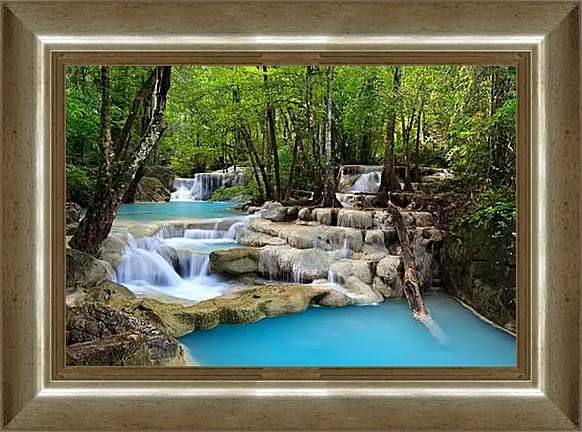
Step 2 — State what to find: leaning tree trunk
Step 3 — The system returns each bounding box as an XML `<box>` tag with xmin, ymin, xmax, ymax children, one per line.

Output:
<box><xmin>70</xmin><ymin>66</ymin><xmax>172</xmax><ymax>256</ymax></box>
<box><xmin>387</xmin><ymin>202</ymin><xmax>429</xmax><ymax>321</ymax></box>
<box><xmin>321</xmin><ymin>66</ymin><xmax>342</xmax><ymax>208</ymax></box>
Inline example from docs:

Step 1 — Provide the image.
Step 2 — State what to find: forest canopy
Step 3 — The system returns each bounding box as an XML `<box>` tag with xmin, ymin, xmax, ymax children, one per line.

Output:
<box><xmin>67</xmin><ymin>65</ymin><xmax>516</xmax><ymax>204</ymax></box>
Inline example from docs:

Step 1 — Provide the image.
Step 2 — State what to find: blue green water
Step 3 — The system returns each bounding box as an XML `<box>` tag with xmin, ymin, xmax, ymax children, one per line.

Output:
<box><xmin>180</xmin><ymin>294</ymin><xmax>516</xmax><ymax>366</ymax></box>
<box><xmin>114</xmin><ymin>201</ymin><xmax>243</xmax><ymax>222</ymax></box>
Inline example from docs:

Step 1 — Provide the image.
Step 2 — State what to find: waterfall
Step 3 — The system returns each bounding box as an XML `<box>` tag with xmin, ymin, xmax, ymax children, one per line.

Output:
<box><xmin>327</xmin><ymin>270</ymin><xmax>336</xmax><ymax>283</ymax></box>
<box><xmin>224</xmin><ymin>212</ymin><xmax>262</xmax><ymax>240</ymax></box>
<box><xmin>170</xmin><ymin>167</ymin><xmax>246</xmax><ymax>201</ymax></box>
<box><xmin>259</xmin><ymin>248</ymin><xmax>279</xmax><ymax>281</ymax></box>
<box><xmin>341</xmin><ymin>237</ymin><xmax>349</xmax><ymax>259</ymax></box>
<box><xmin>178</xmin><ymin>252</ymin><xmax>211</xmax><ymax>278</ymax></box>
<box><xmin>184</xmin><ymin>228</ymin><xmax>223</xmax><ymax>240</ymax></box>
<box><xmin>292</xmin><ymin>266</ymin><xmax>304</xmax><ymax>284</ymax></box>
<box><xmin>349</xmin><ymin>171</ymin><xmax>381</xmax><ymax>193</ymax></box>
<box><xmin>116</xmin><ymin>234</ymin><xmax>182</xmax><ymax>286</ymax></box>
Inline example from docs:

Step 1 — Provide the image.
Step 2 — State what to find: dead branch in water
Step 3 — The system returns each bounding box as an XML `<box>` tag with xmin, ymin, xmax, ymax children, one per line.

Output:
<box><xmin>387</xmin><ymin>201</ymin><xmax>430</xmax><ymax>321</ymax></box>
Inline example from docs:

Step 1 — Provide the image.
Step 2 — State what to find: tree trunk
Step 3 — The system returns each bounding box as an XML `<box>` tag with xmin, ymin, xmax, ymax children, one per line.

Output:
<box><xmin>122</xmin><ymin>166</ymin><xmax>145</xmax><ymax>203</ymax></box>
<box><xmin>402</xmin><ymin>113</ymin><xmax>415</xmax><ymax>192</ymax></box>
<box><xmin>306</xmin><ymin>66</ymin><xmax>323</xmax><ymax>198</ymax></box>
<box><xmin>285</xmin><ymin>110</ymin><xmax>301</xmax><ymax>200</ymax></box>
<box><xmin>377</xmin><ymin>66</ymin><xmax>402</xmax><ymax>204</ymax></box>
<box><xmin>263</xmin><ymin>66</ymin><xmax>282</xmax><ymax>201</ymax></box>
<box><xmin>387</xmin><ymin>202</ymin><xmax>429</xmax><ymax>321</ymax></box>
<box><xmin>359</xmin><ymin>131</ymin><xmax>371</xmax><ymax>165</ymax></box>
<box><xmin>242</xmin><ymin>125</ymin><xmax>272</xmax><ymax>200</ymax></box>
<box><xmin>321</xmin><ymin>66</ymin><xmax>341</xmax><ymax>208</ymax></box>
<box><xmin>70</xmin><ymin>66</ymin><xmax>172</xmax><ymax>256</ymax></box>
<box><xmin>415</xmin><ymin>108</ymin><xmax>423</xmax><ymax>183</ymax></box>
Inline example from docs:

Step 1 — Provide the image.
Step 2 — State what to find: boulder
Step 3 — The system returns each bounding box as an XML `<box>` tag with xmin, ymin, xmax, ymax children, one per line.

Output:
<box><xmin>156</xmin><ymin>245</ymin><xmax>180</xmax><ymax>271</ymax></box>
<box><xmin>329</xmin><ymin>259</ymin><xmax>374</xmax><ymax>285</ymax></box>
<box><xmin>66</xmin><ymin>223</ymin><xmax>78</xmax><ymax>236</ymax></box>
<box><xmin>109</xmin><ymin>284</ymin><xmax>334</xmax><ymax>336</ymax></box>
<box><xmin>82</xmin><ymin>281</ymin><xmax>137</xmax><ymax>304</ymax></box>
<box><xmin>337</xmin><ymin>209</ymin><xmax>374</xmax><ymax>229</ymax></box>
<box><xmin>247</xmin><ymin>206</ymin><xmax>261</xmax><ymax>215</ymax></box>
<box><xmin>317</xmin><ymin>276</ymin><xmax>383</xmax><ymax>306</ymax></box>
<box><xmin>260</xmin><ymin>202</ymin><xmax>289</xmax><ymax>222</ymax></box>
<box><xmin>246</xmin><ymin>218</ymin><xmax>363</xmax><ymax>252</ymax></box>
<box><xmin>259</xmin><ymin>246</ymin><xmax>341</xmax><ymax>283</ymax></box>
<box><xmin>235</xmin><ymin>227</ymin><xmax>286</xmax><ymax>247</ymax></box>
<box><xmin>66</xmin><ymin>248</ymin><xmax>114</xmax><ymax>294</ymax></box>
<box><xmin>99</xmin><ymin>233</ymin><xmax>128</xmax><ymax>269</ymax></box>
<box><xmin>364</xmin><ymin>230</ymin><xmax>387</xmax><ymax>248</ymax></box>
<box><xmin>400</xmin><ymin>211</ymin><xmax>434</xmax><ymax>227</ymax></box>
<box><xmin>372</xmin><ymin>276</ymin><xmax>393</xmax><ymax>298</ymax></box>
<box><xmin>376</xmin><ymin>255</ymin><xmax>402</xmax><ymax>288</ymax></box>
<box><xmin>311</xmin><ymin>208</ymin><xmax>337</xmax><ymax>226</ymax></box>
<box><xmin>66</xmin><ymin>331</ymin><xmax>184</xmax><ymax>367</ymax></box>
<box><xmin>297</xmin><ymin>207</ymin><xmax>312</xmax><ymax>221</ymax></box>
<box><xmin>209</xmin><ymin>247</ymin><xmax>261</xmax><ymax>275</ymax></box>
<box><xmin>286</xmin><ymin>206</ymin><xmax>299</xmax><ymax>220</ymax></box>
<box><xmin>145</xmin><ymin>166</ymin><xmax>175</xmax><ymax>191</ymax></box>
<box><xmin>66</xmin><ymin>202</ymin><xmax>82</xmax><ymax>224</ymax></box>
<box><xmin>412</xmin><ymin>226</ymin><xmax>444</xmax><ymax>289</ymax></box>
<box><xmin>66</xmin><ymin>302</ymin><xmax>183</xmax><ymax>366</ymax></box>
<box><xmin>133</xmin><ymin>177</ymin><xmax>171</xmax><ymax>203</ymax></box>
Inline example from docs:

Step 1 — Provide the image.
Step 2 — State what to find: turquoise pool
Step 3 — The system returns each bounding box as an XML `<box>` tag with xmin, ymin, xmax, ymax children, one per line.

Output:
<box><xmin>180</xmin><ymin>293</ymin><xmax>516</xmax><ymax>367</ymax></box>
<box><xmin>113</xmin><ymin>201</ymin><xmax>244</xmax><ymax>222</ymax></box>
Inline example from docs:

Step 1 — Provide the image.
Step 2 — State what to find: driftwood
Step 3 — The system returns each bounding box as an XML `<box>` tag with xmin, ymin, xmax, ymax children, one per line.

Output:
<box><xmin>387</xmin><ymin>201</ymin><xmax>430</xmax><ymax>321</ymax></box>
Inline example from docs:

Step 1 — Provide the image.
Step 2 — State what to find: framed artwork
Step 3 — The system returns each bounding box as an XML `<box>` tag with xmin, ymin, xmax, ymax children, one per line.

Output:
<box><xmin>1</xmin><ymin>1</ymin><xmax>579</xmax><ymax>430</ymax></box>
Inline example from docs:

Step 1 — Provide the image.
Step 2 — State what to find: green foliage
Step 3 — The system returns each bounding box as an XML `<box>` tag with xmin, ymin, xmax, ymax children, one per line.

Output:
<box><xmin>453</xmin><ymin>188</ymin><xmax>516</xmax><ymax>239</ymax></box>
<box><xmin>208</xmin><ymin>186</ymin><xmax>253</xmax><ymax>203</ymax></box>
<box><xmin>66</xmin><ymin>65</ymin><xmax>516</xmax><ymax>206</ymax></box>
<box><xmin>66</xmin><ymin>164</ymin><xmax>96</xmax><ymax>207</ymax></box>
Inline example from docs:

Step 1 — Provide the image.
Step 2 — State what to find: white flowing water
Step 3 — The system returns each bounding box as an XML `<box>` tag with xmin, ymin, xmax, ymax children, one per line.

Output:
<box><xmin>349</xmin><ymin>171</ymin><xmax>381</xmax><ymax>193</ymax></box>
<box><xmin>170</xmin><ymin>167</ymin><xmax>246</xmax><ymax>201</ymax></box>
<box><xmin>115</xmin><ymin>231</ymin><xmax>239</xmax><ymax>302</ymax></box>
<box><xmin>341</xmin><ymin>237</ymin><xmax>350</xmax><ymax>259</ymax></box>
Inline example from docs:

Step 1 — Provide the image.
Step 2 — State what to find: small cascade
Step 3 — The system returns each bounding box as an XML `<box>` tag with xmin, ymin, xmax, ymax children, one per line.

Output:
<box><xmin>349</xmin><ymin>171</ymin><xmax>381</xmax><ymax>193</ymax></box>
<box><xmin>170</xmin><ymin>167</ymin><xmax>246</xmax><ymax>201</ymax></box>
<box><xmin>341</xmin><ymin>237</ymin><xmax>350</xmax><ymax>259</ymax></box>
<box><xmin>258</xmin><ymin>248</ymin><xmax>278</xmax><ymax>281</ymax></box>
<box><xmin>184</xmin><ymin>228</ymin><xmax>223</xmax><ymax>240</ymax></box>
<box><xmin>178</xmin><ymin>253</ymin><xmax>211</xmax><ymax>278</ymax></box>
<box><xmin>116</xmin><ymin>234</ymin><xmax>182</xmax><ymax>286</ymax></box>
<box><xmin>336</xmin><ymin>194</ymin><xmax>352</xmax><ymax>208</ymax></box>
<box><xmin>224</xmin><ymin>212</ymin><xmax>262</xmax><ymax>240</ymax></box>
<box><xmin>159</xmin><ymin>223</ymin><xmax>184</xmax><ymax>239</ymax></box>
<box><xmin>224</xmin><ymin>221</ymin><xmax>245</xmax><ymax>240</ymax></box>
<box><xmin>327</xmin><ymin>270</ymin><xmax>336</xmax><ymax>283</ymax></box>
<box><xmin>292</xmin><ymin>266</ymin><xmax>304</xmax><ymax>284</ymax></box>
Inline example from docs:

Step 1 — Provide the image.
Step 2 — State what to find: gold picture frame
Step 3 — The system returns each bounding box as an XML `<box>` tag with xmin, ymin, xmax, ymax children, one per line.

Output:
<box><xmin>1</xmin><ymin>1</ymin><xmax>579</xmax><ymax>430</ymax></box>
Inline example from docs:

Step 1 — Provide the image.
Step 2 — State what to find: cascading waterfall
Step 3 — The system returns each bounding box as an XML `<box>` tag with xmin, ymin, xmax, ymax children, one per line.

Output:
<box><xmin>114</xmin><ymin>222</ymin><xmax>243</xmax><ymax>302</ymax></box>
<box><xmin>170</xmin><ymin>167</ymin><xmax>246</xmax><ymax>201</ymax></box>
<box><xmin>349</xmin><ymin>171</ymin><xmax>381</xmax><ymax>193</ymax></box>
<box><xmin>116</xmin><ymin>234</ymin><xmax>182</xmax><ymax>286</ymax></box>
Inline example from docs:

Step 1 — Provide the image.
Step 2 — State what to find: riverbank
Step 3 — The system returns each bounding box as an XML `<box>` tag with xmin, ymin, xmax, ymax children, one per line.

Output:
<box><xmin>65</xmin><ymin>199</ymin><xmax>515</xmax><ymax>367</ymax></box>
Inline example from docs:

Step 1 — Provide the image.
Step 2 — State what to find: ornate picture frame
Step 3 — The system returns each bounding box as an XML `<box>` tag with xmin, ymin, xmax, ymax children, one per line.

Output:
<box><xmin>1</xmin><ymin>1</ymin><xmax>579</xmax><ymax>429</ymax></box>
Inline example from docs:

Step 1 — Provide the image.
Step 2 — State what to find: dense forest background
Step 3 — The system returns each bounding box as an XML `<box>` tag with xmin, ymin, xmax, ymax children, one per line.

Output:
<box><xmin>66</xmin><ymin>65</ymin><xmax>516</xmax><ymax>242</ymax></box>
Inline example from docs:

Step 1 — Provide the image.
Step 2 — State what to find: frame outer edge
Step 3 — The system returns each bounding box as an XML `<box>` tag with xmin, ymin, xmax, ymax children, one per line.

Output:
<box><xmin>0</xmin><ymin>0</ymin><xmax>580</xmax><ymax>430</ymax></box>
<box><xmin>1</xmin><ymin>6</ymin><xmax>45</xmax><ymax>428</ymax></box>
<box><xmin>538</xmin><ymin>5</ymin><xmax>581</xmax><ymax>426</ymax></box>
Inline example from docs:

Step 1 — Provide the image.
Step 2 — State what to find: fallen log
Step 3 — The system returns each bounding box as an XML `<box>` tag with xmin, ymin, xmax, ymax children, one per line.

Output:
<box><xmin>387</xmin><ymin>201</ymin><xmax>430</xmax><ymax>321</ymax></box>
